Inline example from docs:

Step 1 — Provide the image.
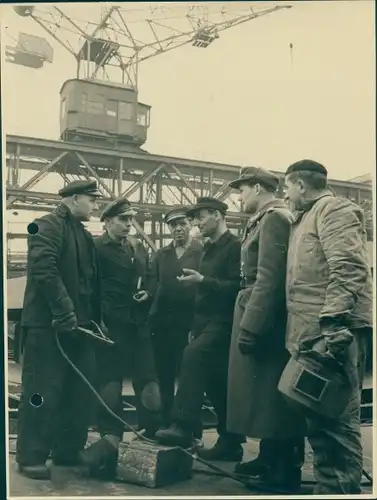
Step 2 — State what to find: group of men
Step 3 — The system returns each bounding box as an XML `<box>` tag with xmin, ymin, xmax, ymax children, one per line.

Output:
<box><xmin>15</xmin><ymin>159</ymin><xmax>372</xmax><ymax>495</ymax></box>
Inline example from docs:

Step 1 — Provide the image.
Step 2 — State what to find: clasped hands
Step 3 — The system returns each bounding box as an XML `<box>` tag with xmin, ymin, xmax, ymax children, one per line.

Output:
<box><xmin>177</xmin><ymin>268</ymin><xmax>204</xmax><ymax>283</ymax></box>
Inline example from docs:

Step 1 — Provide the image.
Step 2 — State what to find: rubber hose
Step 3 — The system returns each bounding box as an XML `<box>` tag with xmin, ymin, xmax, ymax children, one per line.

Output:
<box><xmin>54</xmin><ymin>332</ymin><xmax>373</xmax><ymax>491</ymax></box>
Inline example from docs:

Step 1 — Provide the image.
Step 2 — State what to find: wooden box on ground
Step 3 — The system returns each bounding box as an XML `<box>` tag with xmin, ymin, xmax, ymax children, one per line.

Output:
<box><xmin>117</xmin><ymin>440</ymin><xmax>193</xmax><ymax>488</ymax></box>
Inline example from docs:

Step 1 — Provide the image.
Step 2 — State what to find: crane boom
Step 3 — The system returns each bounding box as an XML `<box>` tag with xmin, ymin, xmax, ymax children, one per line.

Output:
<box><xmin>12</xmin><ymin>3</ymin><xmax>292</xmax><ymax>88</ymax></box>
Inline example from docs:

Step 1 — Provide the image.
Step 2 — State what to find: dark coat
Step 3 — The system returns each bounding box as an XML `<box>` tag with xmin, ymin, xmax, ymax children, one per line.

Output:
<box><xmin>148</xmin><ymin>239</ymin><xmax>203</xmax><ymax>328</ymax></box>
<box><xmin>227</xmin><ymin>199</ymin><xmax>306</xmax><ymax>439</ymax></box>
<box><xmin>21</xmin><ymin>204</ymin><xmax>101</xmax><ymax>328</ymax></box>
<box><xmin>94</xmin><ymin>233</ymin><xmax>151</xmax><ymax>327</ymax></box>
<box><xmin>192</xmin><ymin>230</ymin><xmax>241</xmax><ymax>337</ymax></box>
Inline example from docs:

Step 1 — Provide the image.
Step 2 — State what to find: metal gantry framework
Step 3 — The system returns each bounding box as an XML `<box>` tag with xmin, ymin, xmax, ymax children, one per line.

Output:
<box><xmin>6</xmin><ymin>134</ymin><xmax>373</xmax><ymax>254</ymax></box>
<box><xmin>10</xmin><ymin>3</ymin><xmax>292</xmax><ymax>87</ymax></box>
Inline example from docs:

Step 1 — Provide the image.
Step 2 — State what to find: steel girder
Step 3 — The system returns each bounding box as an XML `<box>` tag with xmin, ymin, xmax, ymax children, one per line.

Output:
<box><xmin>6</xmin><ymin>135</ymin><xmax>373</xmax><ymax>251</ymax></box>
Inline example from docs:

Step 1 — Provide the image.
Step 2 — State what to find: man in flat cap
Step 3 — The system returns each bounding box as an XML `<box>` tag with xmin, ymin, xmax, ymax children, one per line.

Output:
<box><xmin>16</xmin><ymin>180</ymin><xmax>102</xmax><ymax>480</ymax></box>
<box><xmin>155</xmin><ymin>197</ymin><xmax>245</xmax><ymax>459</ymax></box>
<box><xmin>80</xmin><ymin>197</ymin><xmax>162</xmax><ymax>479</ymax></box>
<box><xmin>226</xmin><ymin>167</ymin><xmax>306</xmax><ymax>493</ymax></box>
<box><xmin>284</xmin><ymin>159</ymin><xmax>373</xmax><ymax>494</ymax></box>
<box><xmin>148</xmin><ymin>206</ymin><xmax>203</xmax><ymax>430</ymax></box>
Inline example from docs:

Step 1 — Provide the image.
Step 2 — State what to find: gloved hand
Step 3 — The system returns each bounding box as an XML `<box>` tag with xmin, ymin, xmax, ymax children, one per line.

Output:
<box><xmin>238</xmin><ymin>331</ymin><xmax>262</xmax><ymax>358</ymax></box>
<box><xmin>321</xmin><ymin>326</ymin><xmax>354</xmax><ymax>360</ymax></box>
<box><xmin>52</xmin><ymin>312</ymin><xmax>78</xmax><ymax>334</ymax></box>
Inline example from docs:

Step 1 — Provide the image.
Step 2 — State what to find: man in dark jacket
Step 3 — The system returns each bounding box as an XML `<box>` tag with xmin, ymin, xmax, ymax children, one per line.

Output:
<box><xmin>16</xmin><ymin>180</ymin><xmax>102</xmax><ymax>480</ymax></box>
<box><xmin>149</xmin><ymin>207</ymin><xmax>203</xmax><ymax>428</ymax></box>
<box><xmin>226</xmin><ymin>167</ymin><xmax>306</xmax><ymax>493</ymax></box>
<box><xmin>80</xmin><ymin>198</ymin><xmax>161</xmax><ymax>479</ymax></box>
<box><xmin>155</xmin><ymin>198</ymin><xmax>245</xmax><ymax>459</ymax></box>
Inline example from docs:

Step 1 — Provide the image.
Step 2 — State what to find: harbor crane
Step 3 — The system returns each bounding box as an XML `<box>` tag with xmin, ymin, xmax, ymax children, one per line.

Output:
<box><xmin>10</xmin><ymin>3</ymin><xmax>292</xmax><ymax>88</ymax></box>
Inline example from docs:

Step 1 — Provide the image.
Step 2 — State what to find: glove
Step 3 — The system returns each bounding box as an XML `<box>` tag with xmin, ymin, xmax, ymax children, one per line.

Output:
<box><xmin>321</xmin><ymin>326</ymin><xmax>354</xmax><ymax>360</ymax></box>
<box><xmin>238</xmin><ymin>331</ymin><xmax>262</xmax><ymax>358</ymax></box>
<box><xmin>52</xmin><ymin>312</ymin><xmax>78</xmax><ymax>334</ymax></box>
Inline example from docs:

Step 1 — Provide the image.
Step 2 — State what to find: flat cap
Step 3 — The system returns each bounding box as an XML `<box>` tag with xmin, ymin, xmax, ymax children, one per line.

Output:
<box><xmin>164</xmin><ymin>206</ymin><xmax>189</xmax><ymax>224</ymax></box>
<box><xmin>186</xmin><ymin>197</ymin><xmax>228</xmax><ymax>218</ymax></box>
<box><xmin>58</xmin><ymin>179</ymin><xmax>102</xmax><ymax>198</ymax></box>
<box><xmin>285</xmin><ymin>159</ymin><xmax>327</xmax><ymax>177</ymax></box>
<box><xmin>100</xmin><ymin>197</ymin><xmax>137</xmax><ymax>222</ymax></box>
<box><xmin>228</xmin><ymin>166</ymin><xmax>280</xmax><ymax>191</ymax></box>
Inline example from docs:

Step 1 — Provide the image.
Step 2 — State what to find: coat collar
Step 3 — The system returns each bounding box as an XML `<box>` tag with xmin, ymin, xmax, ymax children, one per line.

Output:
<box><xmin>246</xmin><ymin>198</ymin><xmax>288</xmax><ymax>227</ymax></box>
<box><xmin>292</xmin><ymin>191</ymin><xmax>333</xmax><ymax>225</ymax></box>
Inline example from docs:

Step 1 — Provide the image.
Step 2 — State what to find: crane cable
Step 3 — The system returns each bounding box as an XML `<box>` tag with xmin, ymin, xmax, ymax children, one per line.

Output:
<box><xmin>9</xmin><ymin>325</ymin><xmax>373</xmax><ymax>492</ymax></box>
<box><xmin>55</xmin><ymin>326</ymin><xmax>373</xmax><ymax>490</ymax></box>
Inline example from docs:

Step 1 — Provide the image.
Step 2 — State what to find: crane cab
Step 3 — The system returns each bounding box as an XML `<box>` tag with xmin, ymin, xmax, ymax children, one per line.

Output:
<box><xmin>59</xmin><ymin>79</ymin><xmax>151</xmax><ymax>147</ymax></box>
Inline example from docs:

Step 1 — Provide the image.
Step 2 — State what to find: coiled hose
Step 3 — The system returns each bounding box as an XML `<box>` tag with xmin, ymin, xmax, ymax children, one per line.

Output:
<box><xmin>40</xmin><ymin>327</ymin><xmax>372</xmax><ymax>493</ymax></box>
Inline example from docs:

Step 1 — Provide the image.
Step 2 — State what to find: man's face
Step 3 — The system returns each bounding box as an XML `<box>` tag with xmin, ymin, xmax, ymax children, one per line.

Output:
<box><xmin>74</xmin><ymin>194</ymin><xmax>99</xmax><ymax>221</ymax></box>
<box><xmin>194</xmin><ymin>209</ymin><xmax>218</xmax><ymax>238</ymax></box>
<box><xmin>238</xmin><ymin>183</ymin><xmax>259</xmax><ymax>213</ymax></box>
<box><xmin>106</xmin><ymin>214</ymin><xmax>133</xmax><ymax>239</ymax></box>
<box><xmin>284</xmin><ymin>175</ymin><xmax>304</xmax><ymax>211</ymax></box>
<box><xmin>168</xmin><ymin>217</ymin><xmax>191</xmax><ymax>245</ymax></box>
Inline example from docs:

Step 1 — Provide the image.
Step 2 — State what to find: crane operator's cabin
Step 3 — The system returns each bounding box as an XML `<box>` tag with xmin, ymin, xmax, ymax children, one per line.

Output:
<box><xmin>59</xmin><ymin>79</ymin><xmax>151</xmax><ymax>147</ymax></box>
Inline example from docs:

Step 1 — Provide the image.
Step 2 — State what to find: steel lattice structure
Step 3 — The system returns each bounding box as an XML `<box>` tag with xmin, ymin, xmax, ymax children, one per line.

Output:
<box><xmin>6</xmin><ymin>134</ymin><xmax>373</xmax><ymax>253</ymax></box>
<box><xmin>9</xmin><ymin>3</ymin><xmax>293</xmax><ymax>87</ymax></box>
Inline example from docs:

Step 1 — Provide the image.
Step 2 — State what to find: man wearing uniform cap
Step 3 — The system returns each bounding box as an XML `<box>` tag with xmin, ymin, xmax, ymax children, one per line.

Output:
<box><xmin>226</xmin><ymin>167</ymin><xmax>306</xmax><ymax>493</ymax></box>
<box><xmin>148</xmin><ymin>206</ymin><xmax>203</xmax><ymax>430</ymax></box>
<box><xmin>16</xmin><ymin>180</ymin><xmax>102</xmax><ymax>480</ymax></box>
<box><xmin>80</xmin><ymin>197</ymin><xmax>162</xmax><ymax>479</ymax></box>
<box><xmin>155</xmin><ymin>197</ymin><xmax>245</xmax><ymax>459</ymax></box>
<box><xmin>284</xmin><ymin>159</ymin><xmax>373</xmax><ymax>494</ymax></box>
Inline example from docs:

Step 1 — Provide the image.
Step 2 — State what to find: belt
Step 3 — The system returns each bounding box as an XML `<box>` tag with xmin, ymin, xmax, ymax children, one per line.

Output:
<box><xmin>240</xmin><ymin>277</ymin><xmax>256</xmax><ymax>289</ymax></box>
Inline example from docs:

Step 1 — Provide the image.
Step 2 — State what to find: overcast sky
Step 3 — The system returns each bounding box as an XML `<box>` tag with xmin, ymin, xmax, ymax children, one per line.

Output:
<box><xmin>2</xmin><ymin>1</ymin><xmax>375</xmax><ymax>249</ymax></box>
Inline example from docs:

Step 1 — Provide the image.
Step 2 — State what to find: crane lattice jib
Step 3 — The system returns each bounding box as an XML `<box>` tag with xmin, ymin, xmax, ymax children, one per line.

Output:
<box><xmin>14</xmin><ymin>3</ymin><xmax>292</xmax><ymax>88</ymax></box>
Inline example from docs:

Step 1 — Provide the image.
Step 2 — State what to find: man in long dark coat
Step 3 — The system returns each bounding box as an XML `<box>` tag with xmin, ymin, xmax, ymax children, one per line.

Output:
<box><xmin>149</xmin><ymin>207</ymin><xmax>203</xmax><ymax>428</ymax></box>
<box><xmin>155</xmin><ymin>197</ymin><xmax>245</xmax><ymax>460</ymax></box>
<box><xmin>16</xmin><ymin>180</ymin><xmax>102</xmax><ymax>480</ymax></box>
<box><xmin>226</xmin><ymin>167</ymin><xmax>306</xmax><ymax>493</ymax></box>
<box><xmin>80</xmin><ymin>198</ymin><xmax>162</xmax><ymax>479</ymax></box>
<box><xmin>284</xmin><ymin>159</ymin><xmax>373</xmax><ymax>494</ymax></box>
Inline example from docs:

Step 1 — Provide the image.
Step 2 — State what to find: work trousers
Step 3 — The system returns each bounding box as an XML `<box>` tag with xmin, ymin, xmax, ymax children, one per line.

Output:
<box><xmin>95</xmin><ymin>320</ymin><xmax>161</xmax><ymax>439</ymax></box>
<box><xmin>172</xmin><ymin>320</ymin><xmax>244</xmax><ymax>444</ymax></box>
<box><xmin>16</xmin><ymin>327</ymin><xmax>96</xmax><ymax>466</ymax></box>
<box><xmin>306</xmin><ymin>328</ymin><xmax>368</xmax><ymax>495</ymax></box>
<box><xmin>152</xmin><ymin>317</ymin><xmax>189</xmax><ymax>427</ymax></box>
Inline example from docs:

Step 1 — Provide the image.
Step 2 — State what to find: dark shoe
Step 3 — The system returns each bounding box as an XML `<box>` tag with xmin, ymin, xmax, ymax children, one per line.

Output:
<box><xmin>18</xmin><ymin>464</ymin><xmax>51</xmax><ymax>480</ymax></box>
<box><xmin>79</xmin><ymin>438</ymin><xmax>118</xmax><ymax>480</ymax></box>
<box><xmin>197</xmin><ymin>439</ymin><xmax>243</xmax><ymax>462</ymax></box>
<box><xmin>155</xmin><ymin>423</ymin><xmax>194</xmax><ymax>448</ymax></box>
<box><xmin>235</xmin><ymin>456</ymin><xmax>269</xmax><ymax>477</ymax></box>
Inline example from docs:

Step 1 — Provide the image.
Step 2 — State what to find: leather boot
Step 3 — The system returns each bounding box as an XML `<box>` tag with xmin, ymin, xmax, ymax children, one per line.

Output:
<box><xmin>155</xmin><ymin>423</ymin><xmax>194</xmax><ymax>448</ymax></box>
<box><xmin>18</xmin><ymin>464</ymin><xmax>51</xmax><ymax>480</ymax></box>
<box><xmin>79</xmin><ymin>438</ymin><xmax>118</xmax><ymax>480</ymax></box>
<box><xmin>197</xmin><ymin>437</ymin><xmax>243</xmax><ymax>462</ymax></box>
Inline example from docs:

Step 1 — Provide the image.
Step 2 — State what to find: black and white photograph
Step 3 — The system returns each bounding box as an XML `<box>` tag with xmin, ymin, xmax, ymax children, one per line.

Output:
<box><xmin>1</xmin><ymin>1</ymin><xmax>375</xmax><ymax>497</ymax></box>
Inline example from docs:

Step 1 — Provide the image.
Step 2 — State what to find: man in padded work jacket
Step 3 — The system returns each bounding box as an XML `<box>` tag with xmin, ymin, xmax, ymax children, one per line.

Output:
<box><xmin>284</xmin><ymin>159</ymin><xmax>373</xmax><ymax>494</ymax></box>
<box><xmin>16</xmin><ymin>180</ymin><xmax>102</xmax><ymax>480</ymax></box>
